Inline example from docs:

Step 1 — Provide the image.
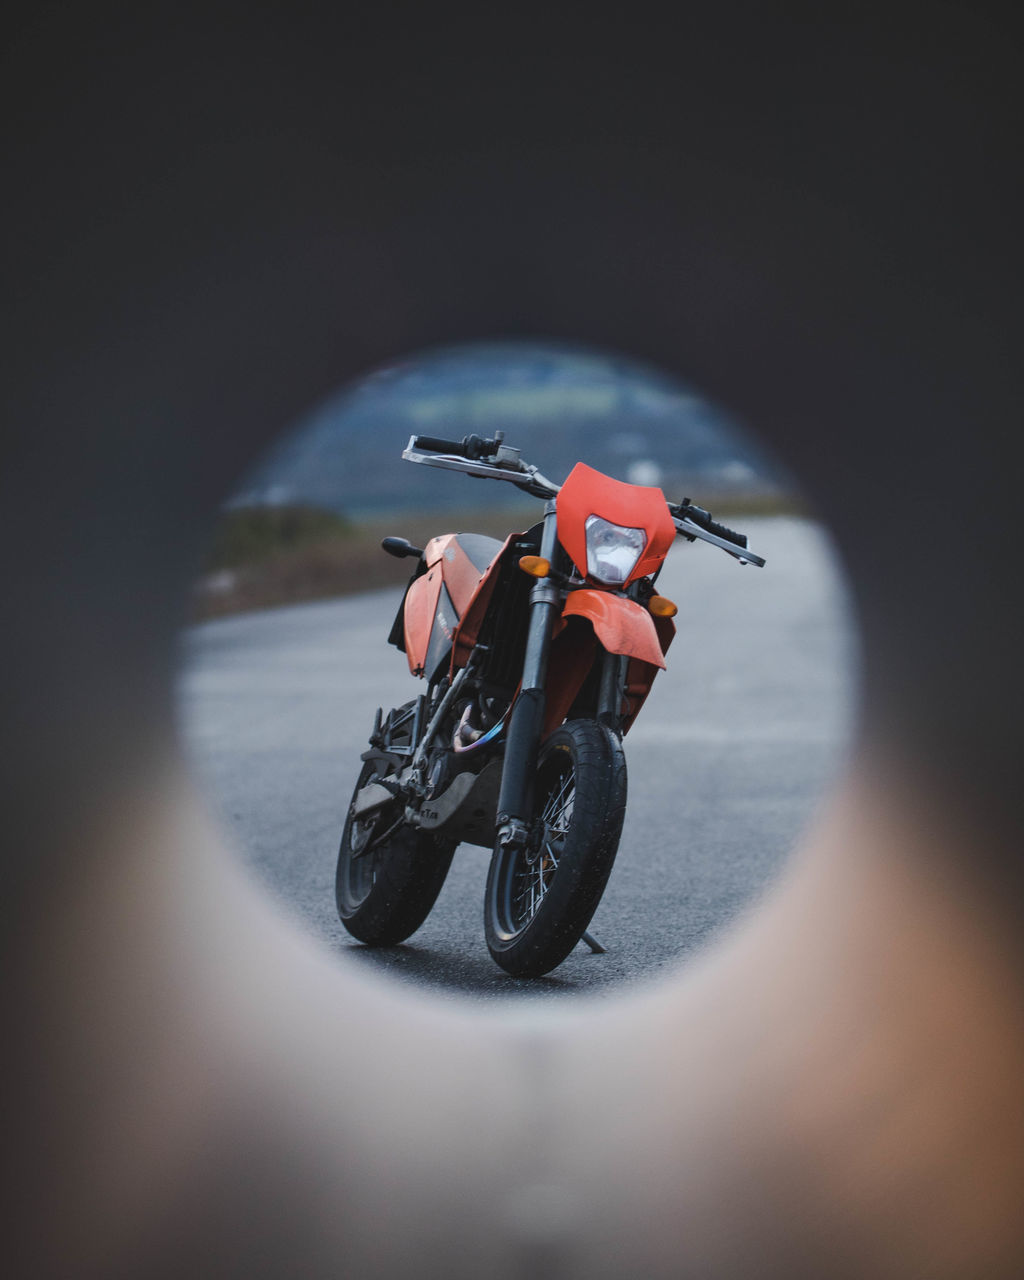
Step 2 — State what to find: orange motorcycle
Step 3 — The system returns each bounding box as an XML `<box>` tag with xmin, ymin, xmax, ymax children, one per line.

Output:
<box><xmin>336</xmin><ymin>432</ymin><xmax>765</xmax><ymax>977</ymax></box>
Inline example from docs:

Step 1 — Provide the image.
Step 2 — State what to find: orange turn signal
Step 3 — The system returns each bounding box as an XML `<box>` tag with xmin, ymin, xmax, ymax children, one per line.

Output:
<box><xmin>518</xmin><ymin>555</ymin><xmax>551</xmax><ymax>578</ymax></box>
<box><xmin>648</xmin><ymin>595</ymin><xmax>678</xmax><ymax>618</ymax></box>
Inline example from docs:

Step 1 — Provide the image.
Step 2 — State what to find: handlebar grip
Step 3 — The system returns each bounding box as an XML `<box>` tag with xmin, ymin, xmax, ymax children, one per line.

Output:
<box><xmin>676</xmin><ymin>502</ymin><xmax>749</xmax><ymax>548</ymax></box>
<box><xmin>700</xmin><ymin>516</ymin><xmax>748</xmax><ymax>548</ymax></box>
<box><xmin>414</xmin><ymin>434</ymin><xmax>468</xmax><ymax>455</ymax></box>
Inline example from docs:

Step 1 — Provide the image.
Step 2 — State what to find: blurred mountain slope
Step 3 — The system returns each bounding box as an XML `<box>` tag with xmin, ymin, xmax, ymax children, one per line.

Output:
<box><xmin>234</xmin><ymin>343</ymin><xmax>789</xmax><ymax>517</ymax></box>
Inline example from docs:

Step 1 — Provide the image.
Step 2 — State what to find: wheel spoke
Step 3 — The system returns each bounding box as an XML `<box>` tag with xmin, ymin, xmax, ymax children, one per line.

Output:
<box><xmin>541</xmin><ymin>771</ymin><xmax>574</xmax><ymax>827</ymax></box>
<box><xmin>486</xmin><ymin>720</ymin><xmax>626</xmax><ymax>976</ymax></box>
<box><xmin>506</xmin><ymin>762</ymin><xmax>575</xmax><ymax>931</ymax></box>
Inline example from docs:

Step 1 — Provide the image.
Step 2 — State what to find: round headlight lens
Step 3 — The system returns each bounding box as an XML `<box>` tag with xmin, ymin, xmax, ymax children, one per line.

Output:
<box><xmin>584</xmin><ymin>515</ymin><xmax>647</xmax><ymax>585</ymax></box>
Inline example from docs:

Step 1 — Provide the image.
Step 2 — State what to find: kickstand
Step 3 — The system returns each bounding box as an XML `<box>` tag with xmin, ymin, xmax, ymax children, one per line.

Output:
<box><xmin>580</xmin><ymin>930</ymin><xmax>606</xmax><ymax>954</ymax></box>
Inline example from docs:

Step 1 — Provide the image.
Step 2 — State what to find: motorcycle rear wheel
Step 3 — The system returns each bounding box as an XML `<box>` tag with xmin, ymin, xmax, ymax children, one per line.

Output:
<box><xmin>484</xmin><ymin>719</ymin><xmax>627</xmax><ymax>978</ymax></box>
<box><xmin>336</xmin><ymin>708</ymin><xmax>455</xmax><ymax>946</ymax></box>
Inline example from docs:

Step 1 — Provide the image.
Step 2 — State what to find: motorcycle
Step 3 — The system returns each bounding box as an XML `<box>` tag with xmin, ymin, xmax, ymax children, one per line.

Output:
<box><xmin>336</xmin><ymin>431</ymin><xmax>765</xmax><ymax>977</ymax></box>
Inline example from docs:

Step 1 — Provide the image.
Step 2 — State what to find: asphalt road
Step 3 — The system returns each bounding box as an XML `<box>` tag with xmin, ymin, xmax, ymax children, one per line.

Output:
<box><xmin>176</xmin><ymin>517</ymin><xmax>857</xmax><ymax>1002</ymax></box>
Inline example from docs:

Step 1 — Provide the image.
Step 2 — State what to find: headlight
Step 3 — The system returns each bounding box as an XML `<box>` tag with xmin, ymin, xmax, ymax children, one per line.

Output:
<box><xmin>585</xmin><ymin>515</ymin><xmax>647</xmax><ymax>585</ymax></box>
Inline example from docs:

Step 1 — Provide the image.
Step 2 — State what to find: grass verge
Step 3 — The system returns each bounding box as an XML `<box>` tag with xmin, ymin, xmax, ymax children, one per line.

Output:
<box><xmin>190</xmin><ymin>491</ymin><xmax>802</xmax><ymax>622</ymax></box>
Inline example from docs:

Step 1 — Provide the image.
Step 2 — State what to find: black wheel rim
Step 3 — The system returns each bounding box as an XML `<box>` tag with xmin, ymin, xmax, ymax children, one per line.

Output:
<box><xmin>494</xmin><ymin>749</ymin><xmax>576</xmax><ymax>939</ymax></box>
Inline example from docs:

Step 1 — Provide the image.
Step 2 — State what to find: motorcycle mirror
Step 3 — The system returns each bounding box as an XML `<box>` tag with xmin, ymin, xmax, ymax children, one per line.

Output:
<box><xmin>381</xmin><ymin>537</ymin><xmax>424</xmax><ymax>559</ymax></box>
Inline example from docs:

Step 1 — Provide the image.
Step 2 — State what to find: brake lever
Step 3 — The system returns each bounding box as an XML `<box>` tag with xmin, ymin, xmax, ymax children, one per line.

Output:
<box><xmin>672</xmin><ymin>515</ymin><xmax>766</xmax><ymax>567</ymax></box>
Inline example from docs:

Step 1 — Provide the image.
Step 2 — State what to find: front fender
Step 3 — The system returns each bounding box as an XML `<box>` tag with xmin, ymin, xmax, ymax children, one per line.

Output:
<box><xmin>562</xmin><ymin>589</ymin><xmax>667</xmax><ymax>669</ymax></box>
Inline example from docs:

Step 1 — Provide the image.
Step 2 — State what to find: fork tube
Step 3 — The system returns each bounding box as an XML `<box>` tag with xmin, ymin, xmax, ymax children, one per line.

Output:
<box><xmin>598</xmin><ymin>650</ymin><xmax>625</xmax><ymax>730</ymax></box>
<box><xmin>496</xmin><ymin>502</ymin><xmax>560</xmax><ymax>844</ymax></box>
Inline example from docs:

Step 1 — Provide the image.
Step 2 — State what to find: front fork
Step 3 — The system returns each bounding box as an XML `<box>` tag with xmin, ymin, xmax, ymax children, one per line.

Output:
<box><xmin>496</xmin><ymin>502</ymin><xmax>561</xmax><ymax>851</ymax></box>
<box><xmin>495</xmin><ymin>503</ymin><xmax>625</xmax><ymax>851</ymax></box>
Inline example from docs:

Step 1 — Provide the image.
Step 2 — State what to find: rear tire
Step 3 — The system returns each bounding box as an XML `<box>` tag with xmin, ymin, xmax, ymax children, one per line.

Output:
<box><xmin>336</xmin><ymin>708</ymin><xmax>455</xmax><ymax>946</ymax></box>
<box><xmin>484</xmin><ymin>719</ymin><xmax>626</xmax><ymax>977</ymax></box>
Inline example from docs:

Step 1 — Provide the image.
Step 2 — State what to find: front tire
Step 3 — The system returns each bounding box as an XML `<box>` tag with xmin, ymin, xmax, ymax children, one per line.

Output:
<box><xmin>336</xmin><ymin>710</ymin><xmax>455</xmax><ymax>946</ymax></box>
<box><xmin>484</xmin><ymin>719</ymin><xmax>627</xmax><ymax>978</ymax></box>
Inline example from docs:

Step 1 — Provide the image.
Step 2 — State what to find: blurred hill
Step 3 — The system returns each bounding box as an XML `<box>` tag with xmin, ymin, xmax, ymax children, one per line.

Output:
<box><xmin>230</xmin><ymin>342</ymin><xmax>791</xmax><ymax>518</ymax></box>
<box><xmin>195</xmin><ymin>343</ymin><xmax>797</xmax><ymax>620</ymax></box>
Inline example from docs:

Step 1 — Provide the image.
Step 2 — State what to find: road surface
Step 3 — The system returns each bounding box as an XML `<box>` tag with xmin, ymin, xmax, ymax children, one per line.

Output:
<box><xmin>176</xmin><ymin>517</ymin><xmax>857</xmax><ymax>1002</ymax></box>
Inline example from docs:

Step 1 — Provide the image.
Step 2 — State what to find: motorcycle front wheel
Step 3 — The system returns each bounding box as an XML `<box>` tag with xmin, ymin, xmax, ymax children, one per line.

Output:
<box><xmin>336</xmin><ymin>707</ymin><xmax>456</xmax><ymax>946</ymax></box>
<box><xmin>484</xmin><ymin>719</ymin><xmax>627</xmax><ymax>978</ymax></box>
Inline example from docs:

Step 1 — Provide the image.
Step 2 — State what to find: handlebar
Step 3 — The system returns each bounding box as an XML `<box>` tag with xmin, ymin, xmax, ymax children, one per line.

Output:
<box><xmin>412</xmin><ymin>433</ymin><xmax>503</xmax><ymax>462</ymax></box>
<box><xmin>671</xmin><ymin>500</ymin><xmax>747</xmax><ymax>548</ymax></box>
<box><xmin>413</xmin><ymin>434</ymin><xmax>467</xmax><ymax>455</ymax></box>
<box><xmin>670</xmin><ymin>498</ymin><xmax>765</xmax><ymax>567</ymax></box>
<box><xmin>403</xmin><ymin>436</ymin><xmax>764</xmax><ymax>566</ymax></box>
<box><xmin>403</xmin><ymin>433</ymin><xmax>561</xmax><ymax>499</ymax></box>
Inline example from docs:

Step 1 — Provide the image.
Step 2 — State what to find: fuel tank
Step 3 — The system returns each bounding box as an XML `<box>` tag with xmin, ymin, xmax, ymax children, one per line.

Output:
<box><xmin>402</xmin><ymin>533</ymin><xmax>504</xmax><ymax>679</ymax></box>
